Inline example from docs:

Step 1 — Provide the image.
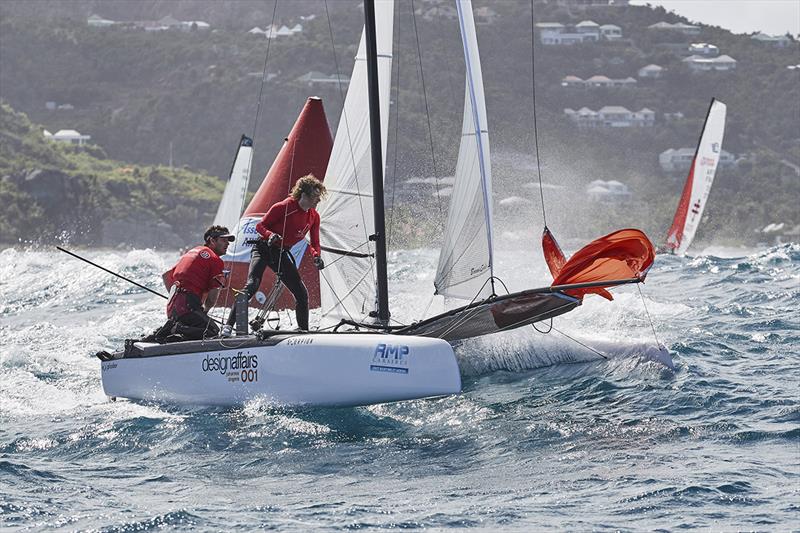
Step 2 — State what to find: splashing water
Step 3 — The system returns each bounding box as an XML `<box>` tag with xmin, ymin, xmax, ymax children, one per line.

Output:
<box><xmin>1</xmin><ymin>244</ymin><xmax>798</xmax><ymax>530</ymax></box>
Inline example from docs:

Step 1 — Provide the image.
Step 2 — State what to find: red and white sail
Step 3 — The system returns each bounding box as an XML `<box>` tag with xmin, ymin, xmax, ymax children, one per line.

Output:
<box><xmin>664</xmin><ymin>98</ymin><xmax>727</xmax><ymax>255</ymax></box>
<box><xmin>221</xmin><ymin>97</ymin><xmax>333</xmax><ymax>308</ymax></box>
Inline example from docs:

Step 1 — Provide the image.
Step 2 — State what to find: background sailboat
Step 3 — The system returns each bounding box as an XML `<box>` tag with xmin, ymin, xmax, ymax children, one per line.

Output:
<box><xmin>664</xmin><ymin>98</ymin><xmax>727</xmax><ymax>255</ymax></box>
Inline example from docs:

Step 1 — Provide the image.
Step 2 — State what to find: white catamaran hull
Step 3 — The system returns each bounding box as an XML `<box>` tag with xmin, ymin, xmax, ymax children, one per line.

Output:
<box><xmin>101</xmin><ymin>333</ymin><xmax>461</xmax><ymax>407</ymax></box>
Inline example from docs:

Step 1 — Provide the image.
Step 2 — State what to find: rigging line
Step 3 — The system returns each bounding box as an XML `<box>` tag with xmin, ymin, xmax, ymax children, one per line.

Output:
<box><xmin>529</xmin><ymin>0</ymin><xmax>547</xmax><ymax>228</ymax></box>
<box><xmin>318</xmin><ymin>268</ymin><xmax>358</xmax><ymax>323</ymax></box>
<box><xmin>532</xmin><ymin>318</ymin><xmax>553</xmax><ymax>334</ymax></box>
<box><xmin>250</xmin><ymin>0</ymin><xmax>279</xmax><ymax>143</ymax></box>
<box><xmin>410</xmin><ymin>0</ymin><xmax>445</xmax><ymax>230</ymax></box>
<box><xmin>637</xmin><ymin>283</ymin><xmax>662</xmax><ymax>347</ymax></box>
<box><xmin>276</xmin><ymin>137</ymin><xmax>298</xmax><ymax>275</ymax></box>
<box><xmin>387</xmin><ymin>2</ymin><xmax>402</xmax><ymax>247</ymax></box>
<box><xmin>550</xmin><ymin>325</ymin><xmax>609</xmax><ymax>361</ymax></box>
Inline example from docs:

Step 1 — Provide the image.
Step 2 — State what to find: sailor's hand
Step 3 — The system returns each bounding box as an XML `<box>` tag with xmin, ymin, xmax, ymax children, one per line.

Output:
<box><xmin>313</xmin><ymin>256</ymin><xmax>325</xmax><ymax>270</ymax></box>
<box><xmin>267</xmin><ymin>233</ymin><xmax>282</xmax><ymax>247</ymax></box>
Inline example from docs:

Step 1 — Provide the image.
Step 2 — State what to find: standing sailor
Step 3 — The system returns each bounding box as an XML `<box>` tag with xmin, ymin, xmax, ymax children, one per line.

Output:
<box><xmin>146</xmin><ymin>225</ymin><xmax>234</xmax><ymax>342</ymax></box>
<box><xmin>224</xmin><ymin>174</ymin><xmax>326</xmax><ymax>334</ymax></box>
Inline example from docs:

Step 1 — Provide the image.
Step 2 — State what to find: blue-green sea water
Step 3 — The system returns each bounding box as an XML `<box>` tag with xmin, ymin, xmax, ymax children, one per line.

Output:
<box><xmin>1</xmin><ymin>243</ymin><xmax>798</xmax><ymax>530</ymax></box>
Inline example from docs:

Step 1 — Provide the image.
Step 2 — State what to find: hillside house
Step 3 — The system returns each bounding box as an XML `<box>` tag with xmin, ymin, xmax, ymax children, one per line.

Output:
<box><xmin>296</xmin><ymin>71</ymin><xmax>349</xmax><ymax>87</ymax></box>
<box><xmin>157</xmin><ymin>16</ymin><xmax>182</xmax><ymax>28</ymax></box>
<box><xmin>561</xmin><ymin>75</ymin><xmax>586</xmax><ymax>87</ymax></box>
<box><xmin>183</xmin><ymin>21</ymin><xmax>210</xmax><ymax>31</ymax></box>
<box><xmin>638</xmin><ymin>64</ymin><xmax>664</xmax><ymax>78</ymax></box>
<box><xmin>751</xmin><ymin>32</ymin><xmax>792</xmax><ymax>47</ymax></box>
<box><xmin>659</xmin><ymin>147</ymin><xmax>736</xmax><ymax>172</ymax></box>
<box><xmin>44</xmin><ymin>129</ymin><xmax>91</xmax><ymax>146</ymax></box>
<box><xmin>536</xmin><ymin>20</ymin><xmax>621</xmax><ymax>45</ymax></box>
<box><xmin>586</xmin><ymin>75</ymin><xmax>636</xmax><ymax>87</ymax></box>
<box><xmin>586</xmin><ymin>180</ymin><xmax>631</xmax><ymax>202</ymax></box>
<box><xmin>562</xmin><ymin>75</ymin><xmax>636</xmax><ymax>88</ymax></box>
<box><xmin>688</xmin><ymin>43</ymin><xmax>719</xmax><ymax>57</ymax></box>
<box><xmin>683</xmin><ymin>54</ymin><xmax>737</xmax><ymax>72</ymax></box>
<box><xmin>600</xmin><ymin>24</ymin><xmax>622</xmax><ymax>40</ymax></box>
<box><xmin>564</xmin><ymin>106</ymin><xmax>654</xmax><ymax>128</ymax></box>
<box><xmin>576</xmin><ymin>20</ymin><xmax>600</xmax><ymax>33</ymax></box>
<box><xmin>550</xmin><ymin>0</ymin><xmax>630</xmax><ymax>6</ymax></box>
<box><xmin>87</xmin><ymin>14</ymin><xmax>115</xmax><ymax>27</ymax></box>
<box><xmin>648</xmin><ymin>21</ymin><xmax>700</xmax><ymax>35</ymax></box>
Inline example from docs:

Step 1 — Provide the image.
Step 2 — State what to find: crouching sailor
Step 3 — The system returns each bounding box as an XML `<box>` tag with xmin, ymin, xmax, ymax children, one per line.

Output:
<box><xmin>145</xmin><ymin>225</ymin><xmax>234</xmax><ymax>342</ymax></box>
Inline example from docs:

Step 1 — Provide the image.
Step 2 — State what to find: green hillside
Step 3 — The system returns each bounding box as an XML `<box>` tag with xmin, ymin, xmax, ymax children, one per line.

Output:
<box><xmin>0</xmin><ymin>103</ymin><xmax>224</xmax><ymax>247</ymax></box>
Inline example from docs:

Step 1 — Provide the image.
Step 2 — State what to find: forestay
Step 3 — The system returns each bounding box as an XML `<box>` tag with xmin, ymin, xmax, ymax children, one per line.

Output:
<box><xmin>665</xmin><ymin>98</ymin><xmax>727</xmax><ymax>255</ymax></box>
<box><xmin>317</xmin><ymin>0</ymin><xmax>394</xmax><ymax>324</ymax></box>
<box><xmin>434</xmin><ymin>0</ymin><xmax>494</xmax><ymax>300</ymax></box>
<box><xmin>213</xmin><ymin>135</ymin><xmax>254</xmax><ymax>230</ymax></box>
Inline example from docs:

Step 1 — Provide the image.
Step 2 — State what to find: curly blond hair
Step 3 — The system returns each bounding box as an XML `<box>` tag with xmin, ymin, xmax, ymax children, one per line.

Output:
<box><xmin>290</xmin><ymin>174</ymin><xmax>326</xmax><ymax>201</ymax></box>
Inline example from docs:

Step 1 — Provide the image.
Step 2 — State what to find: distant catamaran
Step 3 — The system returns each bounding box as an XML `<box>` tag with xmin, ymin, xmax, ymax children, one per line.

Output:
<box><xmin>664</xmin><ymin>98</ymin><xmax>727</xmax><ymax>255</ymax></box>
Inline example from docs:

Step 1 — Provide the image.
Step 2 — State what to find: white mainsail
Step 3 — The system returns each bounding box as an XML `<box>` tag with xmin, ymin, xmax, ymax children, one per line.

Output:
<box><xmin>665</xmin><ymin>98</ymin><xmax>727</xmax><ymax>255</ymax></box>
<box><xmin>434</xmin><ymin>0</ymin><xmax>494</xmax><ymax>300</ymax></box>
<box><xmin>212</xmin><ymin>135</ymin><xmax>253</xmax><ymax>230</ymax></box>
<box><xmin>317</xmin><ymin>0</ymin><xmax>394</xmax><ymax>323</ymax></box>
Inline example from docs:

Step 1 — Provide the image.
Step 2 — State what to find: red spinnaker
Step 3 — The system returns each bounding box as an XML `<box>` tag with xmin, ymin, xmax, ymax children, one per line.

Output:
<box><xmin>544</xmin><ymin>228</ymin><xmax>655</xmax><ymax>301</ymax></box>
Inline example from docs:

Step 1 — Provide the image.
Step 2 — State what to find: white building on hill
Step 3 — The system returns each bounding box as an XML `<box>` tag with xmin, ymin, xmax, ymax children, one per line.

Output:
<box><xmin>564</xmin><ymin>106</ymin><xmax>654</xmax><ymax>128</ymax></box>
<box><xmin>586</xmin><ymin>180</ymin><xmax>631</xmax><ymax>202</ymax></box>
<box><xmin>751</xmin><ymin>32</ymin><xmax>792</xmax><ymax>47</ymax></box>
<box><xmin>682</xmin><ymin>54</ymin><xmax>737</xmax><ymax>72</ymax></box>
<box><xmin>659</xmin><ymin>147</ymin><xmax>736</xmax><ymax>172</ymax></box>
<box><xmin>44</xmin><ymin>129</ymin><xmax>92</xmax><ymax>146</ymax></box>
<box><xmin>536</xmin><ymin>20</ymin><xmax>621</xmax><ymax>45</ymax></box>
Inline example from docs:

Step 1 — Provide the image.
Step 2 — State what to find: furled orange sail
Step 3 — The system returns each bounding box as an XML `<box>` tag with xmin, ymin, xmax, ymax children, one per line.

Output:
<box><xmin>544</xmin><ymin>228</ymin><xmax>655</xmax><ymax>301</ymax></box>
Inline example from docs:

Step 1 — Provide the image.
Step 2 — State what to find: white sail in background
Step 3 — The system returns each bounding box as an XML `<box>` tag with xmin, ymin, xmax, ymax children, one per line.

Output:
<box><xmin>665</xmin><ymin>99</ymin><xmax>727</xmax><ymax>255</ymax></box>
<box><xmin>434</xmin><ymin>0</ymin><xmax>494</xmax><ymax>300</ymax></box>
<box><xmin>213</xmin><ymin>135</ymin><xmax>253</xmax><ymax>230</ymax></box>
<box><xmin>317</xmin><ymin>0</ymin><xmax>394</xmax><ymax>323</ymax></box>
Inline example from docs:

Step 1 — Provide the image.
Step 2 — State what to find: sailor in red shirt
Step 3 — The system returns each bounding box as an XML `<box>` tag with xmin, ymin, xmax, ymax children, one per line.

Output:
<box><xmin>149</xmin><ymin>225</ymin><xmax>233</xmax><ymax>341</ymax></box>
<box><xmin>225</xmin><ymin>174</ymin><xmax>326</xmax><ymax>333</ymax></box>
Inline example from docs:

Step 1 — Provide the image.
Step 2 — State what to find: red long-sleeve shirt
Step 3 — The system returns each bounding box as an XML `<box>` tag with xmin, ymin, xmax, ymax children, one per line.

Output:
<box><xmin>255</xmin><ymin>196</ymin><xmax>321</xmax><ymax>257</ymax></box>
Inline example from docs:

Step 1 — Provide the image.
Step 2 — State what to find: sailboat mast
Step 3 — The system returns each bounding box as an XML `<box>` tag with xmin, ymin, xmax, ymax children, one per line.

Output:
<box><xmin>363</xmin><ymin>0</ymin><xmax>390</xmax><ymax>322</ymax></box>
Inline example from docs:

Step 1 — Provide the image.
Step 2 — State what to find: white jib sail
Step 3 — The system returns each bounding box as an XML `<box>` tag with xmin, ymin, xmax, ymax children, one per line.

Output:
<box><xmin>213</xmin><ymin>135</ymin><xmax>254</xmax><ymax>231</ymax></box>
<box><xmin>673</xmin><ymin>99</ymin><xmax>727</xmax><ymax>255</ymax></box>
<box><xmin>434</xmin><ymin>0</ymin><xmax>494</xmax><ymax>300</ymax></box>
<box><xmin>317</xmin><ymin>0</ymin><xmax>394</xmax><ymax>324</ymax></box>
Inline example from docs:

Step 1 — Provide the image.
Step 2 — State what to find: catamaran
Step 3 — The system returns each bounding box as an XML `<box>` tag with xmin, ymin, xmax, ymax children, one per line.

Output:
<box><xmin>97</xmin><ymin>0</ymin><xmax>658</xmax><ymax>407</ymax></box>
<box><xmin>663</xmin><ymin>98</ymin><xmax>727</xmax><ymax>255</ymax></box>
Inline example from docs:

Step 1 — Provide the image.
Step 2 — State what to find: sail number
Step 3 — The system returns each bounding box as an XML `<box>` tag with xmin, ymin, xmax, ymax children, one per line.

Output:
<box><xmin>241</xmin><ymin>369</ymin><xmax>258</xmax><ymax>382</ymax></box>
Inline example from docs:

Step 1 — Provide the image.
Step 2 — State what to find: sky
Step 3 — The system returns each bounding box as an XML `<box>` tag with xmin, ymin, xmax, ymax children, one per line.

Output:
<box><xmin>629</xmin><ymin>0</ymin><xmax>800</xmax><ymax>37</ymax></box>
